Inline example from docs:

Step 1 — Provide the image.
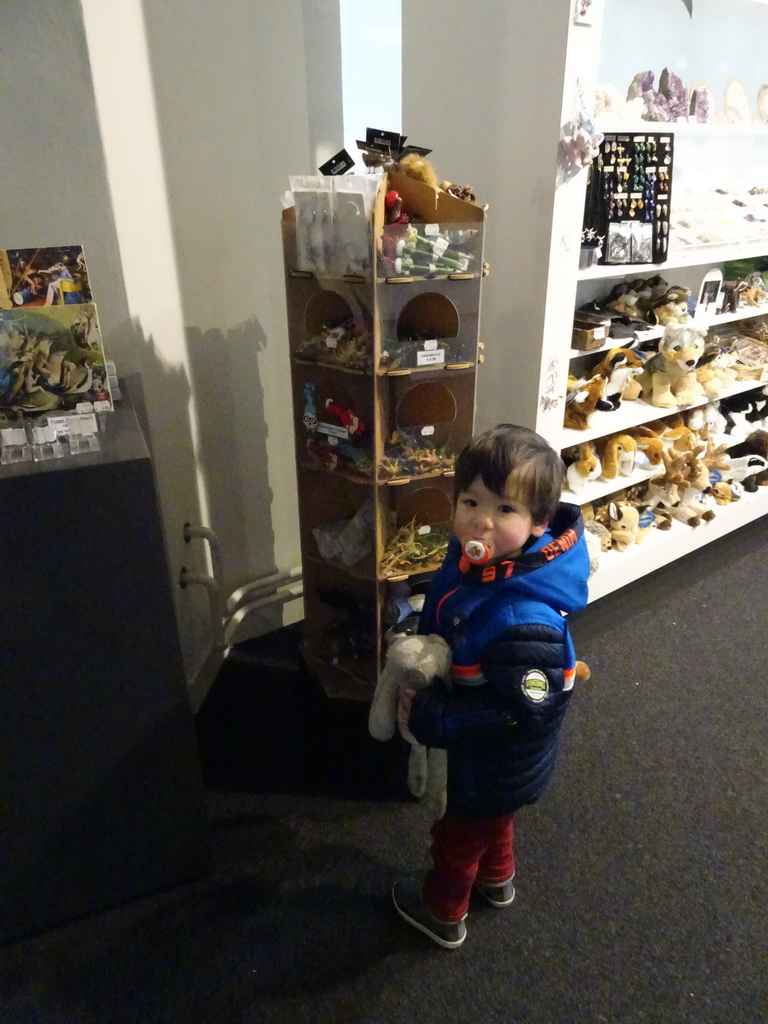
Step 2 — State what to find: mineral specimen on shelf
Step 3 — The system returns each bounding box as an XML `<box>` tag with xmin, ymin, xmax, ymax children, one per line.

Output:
<box><xmin>659</xmin><ymin>67</ymin><xmax>688</xmax><ymax>121</ymax></box>
<box><xmin>689</xmin><ymin>87</ymin><xmax>710</xmax><ymax>124</ymax></box>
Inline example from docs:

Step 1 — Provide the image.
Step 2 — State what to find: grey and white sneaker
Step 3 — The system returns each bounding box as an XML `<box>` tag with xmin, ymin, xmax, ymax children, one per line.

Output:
<box><xmin>392</xmin><ymin>876</ymin><xmax>467</xmax><ymax>949</ymax></box>
<box><xmin>474</xmin><ymin>874</ymin><xmax>516</xmax><ymax>907</ymax></box>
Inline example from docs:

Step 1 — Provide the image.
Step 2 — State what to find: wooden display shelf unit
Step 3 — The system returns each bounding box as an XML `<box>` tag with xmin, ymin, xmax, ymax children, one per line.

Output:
<box><xmin>282</xmin><ymin>171</ymin><xmax>486</xmax><ymax>698</ymax></box>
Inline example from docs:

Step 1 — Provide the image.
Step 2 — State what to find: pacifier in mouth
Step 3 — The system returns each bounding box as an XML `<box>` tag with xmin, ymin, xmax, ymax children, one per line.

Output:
<box><xmin>459</xmin><ymin>539</ymin><xmax>494</xmax><ymax>572</ymax></box>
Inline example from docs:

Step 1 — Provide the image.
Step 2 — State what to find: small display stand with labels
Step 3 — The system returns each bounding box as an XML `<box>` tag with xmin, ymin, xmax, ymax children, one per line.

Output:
<box><xmin>282</xmin><ymin>170</ymin><xmax>487</xmax><ymax>699</ymax></box>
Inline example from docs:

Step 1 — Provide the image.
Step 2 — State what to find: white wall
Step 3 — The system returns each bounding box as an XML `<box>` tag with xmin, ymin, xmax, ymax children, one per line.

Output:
<box><xmin>0</xmin><ymin>0</ymin><xmax>343</xmax><ymax>686</ymax></box>
<box><xmin>402</xmin><ymin>0</ymin><xmax>575</xmax><ymax>434</ymax></box>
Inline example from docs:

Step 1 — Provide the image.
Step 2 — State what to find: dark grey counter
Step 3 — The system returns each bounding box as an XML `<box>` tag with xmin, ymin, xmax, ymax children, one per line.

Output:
<box><xmin>0</xmin><ymin>401</ymin><xmax>211</xmax><ymax>943</ymax></box>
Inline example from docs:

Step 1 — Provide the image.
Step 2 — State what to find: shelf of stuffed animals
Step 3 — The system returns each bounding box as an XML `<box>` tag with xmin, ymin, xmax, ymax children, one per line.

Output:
<box><xmin>562</xmin><ymin>377</ymin><xmax>766</xmax><ymax>449</ymax></box>
<box><xmin>579</xmin><ymin>241</ymin><xmax>768</xmax><ymax>281</ymax></box>
<box><xmin>570</xmin><ymin>304</ymin><xmax>768</xmax><ymax>360</ymax></box>
<box><xmin>586</xmin><ymin>484</ymin><xmax>768</xmax><ymax>604</ymax></box>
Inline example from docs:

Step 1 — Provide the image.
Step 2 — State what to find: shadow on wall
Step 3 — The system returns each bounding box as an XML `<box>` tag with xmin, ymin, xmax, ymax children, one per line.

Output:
<box><xmin>185</xmin><ymin>315</ymin><xmax>283</xmax><ymax>638</ymax></box>
<box><xmin>109</xmin><ymin>316</ymin><xmax>216</xmax><ymax>679</ymax></box>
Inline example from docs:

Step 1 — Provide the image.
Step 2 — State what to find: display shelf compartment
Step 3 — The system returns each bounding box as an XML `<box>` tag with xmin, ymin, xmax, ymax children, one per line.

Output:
<box><xmin>377</xmin><ymin>371</ymin><xmax>474</xmax><ymax>484</ymax></box>
<box><xmin>377</xmin><ymin>277</ymin><xmax>481</xmax><ymax>371</ymax></box>
<box><xmin>570</xmin><ymin>305</ymin><xmax>768</xmax><ymax>361</ymax></box>
<box><xmin>587</xmin><ymin>485</ymin><xmax>768</xmax><ymax>604</ymax></box>
<box><xmin>378</xmin><ymin>220</ymin><xmax>483</xmax><ymax>281</ymax></box>
<box><xmin>561</xmin><ymin>377</ymin><xmax>767</xmax><ymax>448</ymax></box>
<box><xmin>378</xmin><ymin>476</ymin><xmax>453</xmax><ymax>582</ymax></box>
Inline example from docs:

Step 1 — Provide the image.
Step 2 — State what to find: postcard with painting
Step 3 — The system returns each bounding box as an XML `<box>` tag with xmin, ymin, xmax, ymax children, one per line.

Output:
<box><xmin>0</xmin><ymin>303</ymin><xmax>111</xmax><ymax>414</ymax></box>
<box><xmin>1</xmin><ymin>245</ymin><xmax>93</xmax><ymax>309</ymax></box>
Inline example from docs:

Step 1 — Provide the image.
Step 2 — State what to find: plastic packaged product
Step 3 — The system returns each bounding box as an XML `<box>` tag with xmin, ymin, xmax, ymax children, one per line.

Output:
<box><xmin>290</xmin><ymin>175</ymin><xmax>333</xmax><ymax>274</ymax></box>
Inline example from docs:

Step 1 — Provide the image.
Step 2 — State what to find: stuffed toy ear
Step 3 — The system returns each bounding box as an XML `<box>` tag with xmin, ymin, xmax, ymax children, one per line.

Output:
<box><xmin>368</xmin><ymin>664</ymin><xmax>400</xmax><ymax>741</ymax></box>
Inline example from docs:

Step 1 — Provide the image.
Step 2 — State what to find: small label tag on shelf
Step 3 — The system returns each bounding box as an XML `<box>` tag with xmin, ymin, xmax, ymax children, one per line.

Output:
<box><xmin>421</xmin><ymin>425</ymin><xmax>435</xmax><ymax>436</ymax></box>
<box><xmin>594</xmin><ymin>327</ymin><xmax>606</xmax><ymax>340</ymax></box>
<box><xmin>1</xmin><ymin>427</ymin><xmax>26</xmax><ymax>445</ymax></box>
<box><xmin>76</xmin><ymin>401</ymin><xmax>94</xmax><ymax>414</ymax></box>
<box><xmin>93</xmin><ymin>400</ymin><xmax>111</xmax><ymax>413</ymax></box>
<box><xmin>424</xmin><ymin>339</ymin><xmax>438</xmax><ymax>351</ymax></box>
<box><xmin>424</xmin><ymin>223</ymin><xmax>440</xmax><ymax>236</ymax></box>
<box><xmin>317</xmin><ymin>421</ymin><xmax>349</xmax><ymax>440</ymax></box>
<box><xmin>418</xmin><ymin>525</ymin><xmax>431</xmax><ymax>536</ymax></box>
<box><xmin>417</xmin><ymin>349</ymin><xmax>445</xmax><ymax>367</ymax></box>
<box><xmin>48</xmin><ymin>415</ymin><xmax>75</xmax><ymax>437</ymax></box>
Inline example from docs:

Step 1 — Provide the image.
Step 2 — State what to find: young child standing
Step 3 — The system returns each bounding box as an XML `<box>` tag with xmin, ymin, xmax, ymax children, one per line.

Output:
<box><xmin>393</xmin><ymin>424</ymin><xmax>590</xmax><ymax>948</ymax></box>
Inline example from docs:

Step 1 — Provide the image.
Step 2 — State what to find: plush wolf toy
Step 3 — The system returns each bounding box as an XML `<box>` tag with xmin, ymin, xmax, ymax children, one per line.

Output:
<box><xmin>368</xmin><ymin>633</ymin><xmax>452</xmax><ymax>818</ymax></box>
<box><xmin>639</xmin><ymin>322</ymin><xmax>707</xmax><ymax>408</ymax></box>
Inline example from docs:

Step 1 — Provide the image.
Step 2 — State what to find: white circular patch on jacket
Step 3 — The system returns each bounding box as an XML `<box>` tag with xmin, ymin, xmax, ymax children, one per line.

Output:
<box><xmin>522</xmin><ymin>669</ymin><xmax>549</xmax><ymax>702</ymax></box>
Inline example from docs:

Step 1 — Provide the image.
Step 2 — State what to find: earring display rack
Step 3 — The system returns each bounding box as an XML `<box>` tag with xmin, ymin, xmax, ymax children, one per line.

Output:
<box><xmin>583</xmin><ymin>132</ymin><xmax>675</xmax><ymax>266</ymax></box>
<box><xmin>282</xmin><ymin>171</ymin><xmax>487</xmax><ymax>699</ymax></box>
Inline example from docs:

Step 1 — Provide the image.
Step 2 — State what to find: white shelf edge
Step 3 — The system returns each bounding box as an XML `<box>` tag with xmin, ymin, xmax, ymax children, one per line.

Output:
<box><xmin>570</xmin><ymin>304</ymin><xmax>768</xmax><ymax>361</ymax></box>
<box><xmin>560</xmin><ymin>377</ymin><xmax>767</xmax><ymax>449</ymax></box>
<box><xmin>579</xmin><ymin>242</ymin><xmax>768</xmax><ymax>280</ymax></box>
<box><xmin>587</xmin><ymin>486</ymin><xmax>768</xmax><ymax>604</ymax></box>
<box><xmin>595</xmin><ymin>120</ymin><xmax>768</xmax><ymax>138</ymax></box>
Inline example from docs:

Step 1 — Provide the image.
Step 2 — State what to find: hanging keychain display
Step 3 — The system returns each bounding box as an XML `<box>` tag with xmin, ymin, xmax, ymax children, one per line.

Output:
<box><xmin>560</xmin><ymin>79</ymin><xmax>604</xmax><ymax>181</ymax></box>
<box><xmin>582</xmin><ymin>131</ymin><xmax>674</xmax><ymax>266</ymax></box>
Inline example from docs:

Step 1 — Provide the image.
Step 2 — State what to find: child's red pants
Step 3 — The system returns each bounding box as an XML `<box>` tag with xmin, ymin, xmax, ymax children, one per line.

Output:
<box><xmin>423</xmin><ymin>811</ymin><xmax>515</xmax><ymax>922</ymax></box>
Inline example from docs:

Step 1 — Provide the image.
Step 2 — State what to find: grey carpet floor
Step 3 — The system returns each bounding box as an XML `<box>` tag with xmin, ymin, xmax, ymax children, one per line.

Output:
<box><xmin>1</xmin><ymin>519</ymin><xmax>767</xmax><ymax>1024</ymax></box>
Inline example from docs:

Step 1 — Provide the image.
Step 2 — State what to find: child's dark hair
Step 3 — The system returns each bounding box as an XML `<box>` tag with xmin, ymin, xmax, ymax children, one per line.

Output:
<box><xmin>454</xmin><ymin>424</ymin><xmax>565</xmax><ymax>525</ymax></box>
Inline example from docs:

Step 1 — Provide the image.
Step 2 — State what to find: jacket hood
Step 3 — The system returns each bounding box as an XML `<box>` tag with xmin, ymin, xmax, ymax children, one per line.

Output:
<box><xmin>455</xmin><ymin>502</ymin><xmax>589</xmax><ymax>615</ymax></box>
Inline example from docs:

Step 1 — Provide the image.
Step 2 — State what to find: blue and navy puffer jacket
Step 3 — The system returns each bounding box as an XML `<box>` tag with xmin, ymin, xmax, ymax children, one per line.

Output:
<box><xmin>408</xmin><ymin>502</ymin><xmax>590</xmax><ymax>818</ymax></box>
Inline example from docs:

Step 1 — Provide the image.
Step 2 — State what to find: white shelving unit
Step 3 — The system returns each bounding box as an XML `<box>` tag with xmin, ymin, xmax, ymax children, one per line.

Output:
<box><xmin>543</xmin><ymin>0</ymin><xmax>768</xmax><ymax>604</ymax></box>
<box><xmin>403</xmin><ymin>0</ymin><xmax>768</xmax><ymax>607</ymax></box>
<box><xmin>587</xmin><ymin>485</ymin><xmax>768</xmax><ymax>603</ymax></box>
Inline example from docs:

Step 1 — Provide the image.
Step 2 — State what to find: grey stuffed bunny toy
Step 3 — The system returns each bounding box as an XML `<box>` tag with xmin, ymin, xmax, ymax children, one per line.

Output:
<box><xmin>368</xmin><ymin>633</ymin><xmax>452</xmax><ymax>818</ymax></box>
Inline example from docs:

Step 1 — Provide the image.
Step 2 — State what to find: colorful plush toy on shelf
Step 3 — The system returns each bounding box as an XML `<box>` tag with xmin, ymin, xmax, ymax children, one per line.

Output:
<box><xmin>650</xmin><ymin>286</ymin><xmax>692</xmax><ymax>327</ymax></box>
<box><xmin>583</xmin><ymin>517</ymin><xmax>611</xmax><ymax>574</ymax></box>
<box><xmin>638</xmin><ymin>323</ymin><xmax>707</xmax><ymax>408</ymax></box>
<box><xmin>596</xmin><ymin>433</ymin><xmax>638</xmax><ymax>481</ymax></box>
<box><xmin>564</xmin><ymin>373</ymin><xmax>611</xmax><ymax>430</ymax></box>
<box><xmin>604</xmin><ymin>500</ymin><xmax>643</xmax><ymax>551</ymax></box>
<box><xmin>592</xmin><ymin>347</ymin><xmax>646</xmax><ymax>409</ymax></box>
<box><xmin>629</xmin><ymin>425</ymin><xmax>666</xmax><ymax>469</ymax></box>
<box><xmin>565</xmin><ymin>441</ymin><xmax>602</xmax><ymax>493</ymax></box>
<box><xmin>397</xmin><ymin>152</ymin><xmax>440</xmax><ymax>191</ymax></box>
<box><xmin>605</xmin><ymin>286</ymin><xmax>643</xmax><ymax>319</ymax></box>
<box><xmin>695</xmin><ymin>347</ymin><xmax>738</xmax><ymax>398</ymax></box>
